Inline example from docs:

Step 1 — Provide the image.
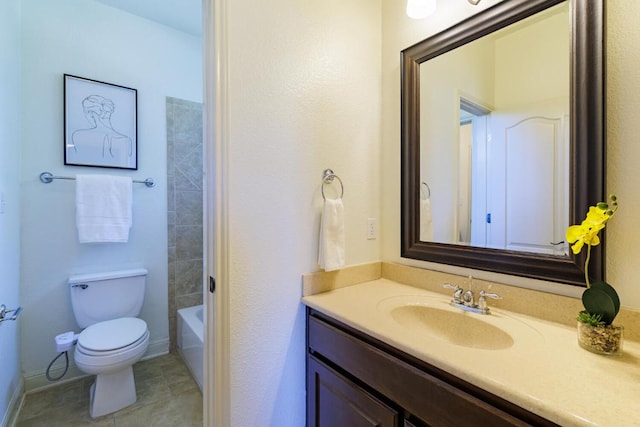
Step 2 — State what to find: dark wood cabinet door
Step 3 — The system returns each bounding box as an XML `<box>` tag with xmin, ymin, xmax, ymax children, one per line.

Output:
<box><xmin>307</xmin><ymin>355</ymin><xmax>399</xmax><ymax>427</ymax></box>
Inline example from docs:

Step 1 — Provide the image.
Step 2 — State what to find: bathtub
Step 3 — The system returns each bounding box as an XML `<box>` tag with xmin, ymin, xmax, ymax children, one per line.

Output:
<box><xmin>177</xmin><ymin>305</ymin><xmax>204</xmax><ymax>391</ymax></box>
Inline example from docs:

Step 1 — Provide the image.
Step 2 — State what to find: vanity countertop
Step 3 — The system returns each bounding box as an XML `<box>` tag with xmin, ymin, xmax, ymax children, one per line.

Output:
<box><xmin>302</xmin><ymin>278</ymin><xmax>640</xmax><ymax>427</ymax></box>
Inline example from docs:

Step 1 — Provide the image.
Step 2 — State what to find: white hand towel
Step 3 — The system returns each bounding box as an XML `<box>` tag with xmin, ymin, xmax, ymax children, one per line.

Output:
<box><xmin>76</xmin><ymin>174</ymin><xmax>133</xmax><ymax>243</ymax></box>
<box><xmin>318</xmin><ymin>198</ymin><xmax>345</xmax><ymax>271</ymax></box>
<box><xmin>420</xmin><ymin>198</ymin><xmax>434</xmax><ymax>241</ymax></box>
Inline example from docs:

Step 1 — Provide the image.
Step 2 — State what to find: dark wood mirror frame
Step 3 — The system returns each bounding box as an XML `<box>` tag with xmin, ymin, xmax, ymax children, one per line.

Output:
<box><xmin>401</xmin><ymin>0</ymin><xmax>604</xmax><ymax>286</ymax></box>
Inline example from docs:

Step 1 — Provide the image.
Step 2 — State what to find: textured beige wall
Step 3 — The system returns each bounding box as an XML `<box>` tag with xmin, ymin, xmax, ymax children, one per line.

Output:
<box><xmin>224</xmin><ymin>0</ymin><xmax>382</xmax><ymax>424</ymax></box>
<box><xmin>606</xmin><ymin>0</ymin><xmax>640</xmax><ymax>309</ymax></box>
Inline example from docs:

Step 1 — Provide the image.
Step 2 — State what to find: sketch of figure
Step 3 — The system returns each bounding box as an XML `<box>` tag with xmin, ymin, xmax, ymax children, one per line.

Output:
<box><xmin>69</xmin><ymin>95</ymin><xmax>133</xmax><ymax>160</ymax></box>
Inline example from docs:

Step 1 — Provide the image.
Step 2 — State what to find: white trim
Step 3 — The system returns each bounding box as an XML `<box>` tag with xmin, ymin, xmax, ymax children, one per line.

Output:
<box><xmin>203</xmin><ymin>0</ymin><xmax>231</xmax><ymax>425</ymax></box>
<box><xmin>23</xmin><ymin>365</ymin><xmax>89</xmax><ymax>394</ymax></box>
<box><xmin>22</xmin><ymin>339</ymin><xmax>169</xmax><ymax>393</ymax></box>
<box><xmin>2</xmin><ymin>378</ymin><xmax>23</xmax><ymax>427</ymax></box>
<box><xmin>142</xmin><ymin>339</ymin><xmax>170</xmax><ymax>362</ymax></box>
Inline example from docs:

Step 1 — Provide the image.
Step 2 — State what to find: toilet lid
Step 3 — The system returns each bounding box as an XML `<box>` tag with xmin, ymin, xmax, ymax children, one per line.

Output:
<box><xmin>78</xmin><ymin>317</ymin><xmax>148</xmax><ymax>351</ymax></box>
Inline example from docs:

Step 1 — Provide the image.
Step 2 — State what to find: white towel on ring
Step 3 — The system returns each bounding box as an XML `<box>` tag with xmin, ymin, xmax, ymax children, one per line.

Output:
<box><xmin>420</xmin><ymin>198</ymin><xmax>434</xmax><ymax>241</ymax></box>
<box><xmin>318</xmin><ymin>198</ymin><xmax>345</xmax><ymax>271</ymax></box>
<box><xmin>76</xmin><ymin>174</ymin><xmax>132</xmax><ymax>243</ymax></box>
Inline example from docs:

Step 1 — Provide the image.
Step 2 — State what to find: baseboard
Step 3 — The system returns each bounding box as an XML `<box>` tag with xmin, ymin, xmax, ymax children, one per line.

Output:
<box><xmin>23</xmin><ymin>338</ymin><xmax>170</xmax><ymax>393</ymax></box>
<box><xmin>1</xmin><ymin>378</ymin><xmax>23</xmax><ymax>427</ymax></box>
<box><xmin>143</xmin><ymin>337</ymin><xmax>170</xmax><ymax>361</ymax></box>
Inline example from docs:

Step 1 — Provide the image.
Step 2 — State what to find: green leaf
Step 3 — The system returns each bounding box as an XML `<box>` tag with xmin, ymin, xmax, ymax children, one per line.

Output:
<box><xmin>582</xmin><ymin>288</ymin><xmax>617</xmax><ymax>324</ymax></box>
<box><xmin>590</xmin><ymin>280</ymin><xmax>620</xmax><ymax>317</ymax></box>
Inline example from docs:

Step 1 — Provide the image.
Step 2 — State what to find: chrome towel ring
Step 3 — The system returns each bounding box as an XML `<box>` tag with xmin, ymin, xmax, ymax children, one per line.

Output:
<box><xmin>421</xmin><ymin>181</ymin><xmax>431</xmax><ymax>199</ymax></box>
<box><xmin>321</xmin><ymin>169</ymin><xmax>344</xmax><ymax>200</ymax></box>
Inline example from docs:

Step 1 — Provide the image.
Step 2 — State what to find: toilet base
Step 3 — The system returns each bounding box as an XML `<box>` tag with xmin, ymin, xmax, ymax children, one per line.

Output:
<box><xmin>89</xmin><ymin>366</ymin><xmax>137</xmax><ymax>418</ymax></box>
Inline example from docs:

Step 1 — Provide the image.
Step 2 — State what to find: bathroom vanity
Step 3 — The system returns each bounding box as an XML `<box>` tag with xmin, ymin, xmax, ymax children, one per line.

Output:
<box><xmin>307</xmin><ymin>309</ymin><xmax>554</xmax><ymax>426</ymax></box>
<box><xmin>302</xmin><ymin>276</ymin><xmax>640</xmax><ymax>426</ymax></box>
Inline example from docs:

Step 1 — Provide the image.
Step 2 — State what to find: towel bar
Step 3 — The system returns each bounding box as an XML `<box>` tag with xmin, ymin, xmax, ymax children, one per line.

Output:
<box><xmin>39</xmin><ymin>172</ymin><xmax>155</xmax><ymax>188</ymax></box>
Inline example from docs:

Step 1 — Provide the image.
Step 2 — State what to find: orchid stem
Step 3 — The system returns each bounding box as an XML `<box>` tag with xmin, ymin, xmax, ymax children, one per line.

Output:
<box><xmin>585</xmin><ymin>244</ymin><xmax>592</xmax><ymax>288</ymax></box>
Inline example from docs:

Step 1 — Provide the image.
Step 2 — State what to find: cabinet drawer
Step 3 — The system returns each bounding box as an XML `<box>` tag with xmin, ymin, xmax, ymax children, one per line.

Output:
<box><xmin>308</xmin><ymin>312</ymin><xmax>554</xmax><ymax>427</ymax></box>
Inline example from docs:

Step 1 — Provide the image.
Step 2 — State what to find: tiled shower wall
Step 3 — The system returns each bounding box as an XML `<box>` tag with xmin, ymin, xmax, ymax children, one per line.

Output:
<box><xmin>167</xmin><ymin>97</ymin><xmax>203</xmax><ymax>351</ymax></box>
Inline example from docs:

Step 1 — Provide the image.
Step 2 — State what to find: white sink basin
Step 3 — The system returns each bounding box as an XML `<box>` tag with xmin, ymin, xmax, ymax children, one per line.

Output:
<box><xmin>377</xmin><ymin>295</ymin><xmax>543</xmax><ymax>350</ymax></box>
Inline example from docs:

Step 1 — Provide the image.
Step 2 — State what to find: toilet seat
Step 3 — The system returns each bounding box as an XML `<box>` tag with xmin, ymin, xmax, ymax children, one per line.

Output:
<box><xmin>78</xmin><ymin>317</ymin><xmax>147</xmax><ymax>352</ymax></box>
<box><xmin>75</xmin><ymin>317</ymin><xmax>149</xmax><ymax>374</ymax></box>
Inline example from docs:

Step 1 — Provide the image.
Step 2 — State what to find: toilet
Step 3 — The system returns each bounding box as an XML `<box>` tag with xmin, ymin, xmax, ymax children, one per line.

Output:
<box><xmin>69</xmin><ymin>268</ymin><xmax>150</xmax><ymax>418</ymax></box>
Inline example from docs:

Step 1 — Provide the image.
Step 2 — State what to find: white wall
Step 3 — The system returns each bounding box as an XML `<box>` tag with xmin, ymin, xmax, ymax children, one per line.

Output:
<box><xmin>382</xmin><ymin>0</ymin><xmax>640</xmax><ymax>309</ymax></box>
<box><xmin>0</xmin><ymin>0</ymin><xmax>23</xmax><ymax>422</ymax></box>
<box><xmin>19</xmin><ymin>0</ymin><xmax>201</xmax><ymax>388</ymax></box>
<box><xmin>223</xmin><ymin>0</ymin><xmax>381</xmax><ymax>424</ymax></box>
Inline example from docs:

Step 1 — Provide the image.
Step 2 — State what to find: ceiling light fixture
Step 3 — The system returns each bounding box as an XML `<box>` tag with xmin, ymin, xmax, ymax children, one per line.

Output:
<box><xmin>406</xmin><ymin>0</ymin><xmax>437</xmax><ymax>19</ymax></box>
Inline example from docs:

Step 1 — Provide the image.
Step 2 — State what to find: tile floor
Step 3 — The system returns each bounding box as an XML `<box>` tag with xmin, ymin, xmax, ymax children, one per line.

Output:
<box><xmin>15</xmin><ymin>353</ymin><xmax>203</xmax><ymax>427</ymax></box>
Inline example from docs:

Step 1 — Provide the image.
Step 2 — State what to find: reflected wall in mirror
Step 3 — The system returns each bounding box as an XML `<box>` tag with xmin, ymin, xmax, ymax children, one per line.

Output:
<box><xmin>401</xmin><ymin>0</ymin><xmax>604</xmax><ymax>286</ymax></box>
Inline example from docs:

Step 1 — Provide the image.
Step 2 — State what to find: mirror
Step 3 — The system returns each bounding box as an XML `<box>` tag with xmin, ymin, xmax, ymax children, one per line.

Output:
<box><xmin>420</xmin><ymin>2</ymin><xmax>569</xmax><ymax>254</ymax></box>
<box><xmin>401</xmin><ymin>0</ymin><xmax>604</xmax><ymax>286</ymax></box>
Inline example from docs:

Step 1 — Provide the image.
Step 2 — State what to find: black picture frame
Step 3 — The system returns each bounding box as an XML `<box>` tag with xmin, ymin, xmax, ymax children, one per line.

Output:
<box><xmin>64</xmin><ymin>74</ymin><xmax>138</xmax><ymax>170</ymax></box>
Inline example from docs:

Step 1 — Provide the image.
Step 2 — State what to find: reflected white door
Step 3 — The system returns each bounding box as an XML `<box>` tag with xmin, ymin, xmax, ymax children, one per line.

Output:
<box><xmin>487</xmin><ymin>99</ymin><xmax>568</xmax><ymax>254</ymax></box>
<box><xmin>505</xmin><ymin>117</ymin><xmax>562</xmax><ymax>253</ymax></box>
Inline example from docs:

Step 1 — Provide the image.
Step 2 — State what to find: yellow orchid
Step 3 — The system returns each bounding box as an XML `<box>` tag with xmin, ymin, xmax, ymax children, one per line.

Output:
<box><xmin>568</xmin><ymin>195</ymin><xmax>622</xmax><ymax>331</ymax></box>
<box><xmin>566</xmin><ymin>206</ymin><xmax>610</xmax><ymax>255</ymax></box>
<box><xmin>566</xmin><ymin>194</ymin><xmax>620</xmax><ymax>324</ymax></box>
<box><xmin>566</xmin><ymin>195</ymin><xmax>617</xmax><ymax>291</ymax></box>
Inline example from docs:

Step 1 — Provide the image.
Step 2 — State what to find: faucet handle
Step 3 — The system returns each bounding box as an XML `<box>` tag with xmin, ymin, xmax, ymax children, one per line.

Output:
<box><xmin>477</xmin><ymin>290</ymin><xmax>501</xmax><ymax>312</ymax></box>
<box><xmin>479</xmin><ymin>290</ymin><xmax>501</xmax><ymax>300</ymax></box>
<box><xmin>443</xmin><ymin>283</ymin><xmax>464</xmax><ymax>303</ymax></box>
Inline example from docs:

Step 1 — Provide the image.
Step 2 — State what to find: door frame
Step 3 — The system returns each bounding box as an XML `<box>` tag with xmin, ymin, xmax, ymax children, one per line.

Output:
<box><xmin>203</xmin><ymin>0</ymin><xmax>230</xmax><ymax>425</ymax></box>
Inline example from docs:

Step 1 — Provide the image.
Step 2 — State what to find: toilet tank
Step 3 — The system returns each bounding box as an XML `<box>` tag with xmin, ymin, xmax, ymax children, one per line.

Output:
<box><xmin>69</xmin><ymin>268</ymin><xmax>147</xmax><ymax>328</ymax></box>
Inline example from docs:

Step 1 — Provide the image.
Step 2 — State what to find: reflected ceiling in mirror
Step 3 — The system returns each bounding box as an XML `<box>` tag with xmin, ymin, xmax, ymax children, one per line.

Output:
<box><xmin>401</xmin><ymin>0</ymin><xmax>604</xmax><ymax>286</ymax></box>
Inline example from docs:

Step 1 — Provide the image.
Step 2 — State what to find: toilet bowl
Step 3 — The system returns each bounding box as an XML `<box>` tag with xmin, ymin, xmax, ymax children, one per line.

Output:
<box><xmin>68</xmin><ymin>268</ymin><xmax>149</xmax><ymax>418</ymax></box>
<box><xmin>74</xmin><ymin>317</ymin><xmax>149</xmax><ymax>418</ymax></box>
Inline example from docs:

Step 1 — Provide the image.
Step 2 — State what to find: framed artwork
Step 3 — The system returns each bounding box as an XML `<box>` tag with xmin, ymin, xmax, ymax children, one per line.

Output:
<box><xmin>64</xmin><ymin>74</ymin><xmax>138</xmax><ymax>170</ymax></box>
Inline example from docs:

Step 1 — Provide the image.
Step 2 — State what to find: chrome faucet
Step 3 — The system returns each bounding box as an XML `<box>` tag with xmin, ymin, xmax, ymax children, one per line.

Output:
<box><xmin>442</xmin><ymin>282</ymin><xmax>501</xmax><ymax>315</ymax></box>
